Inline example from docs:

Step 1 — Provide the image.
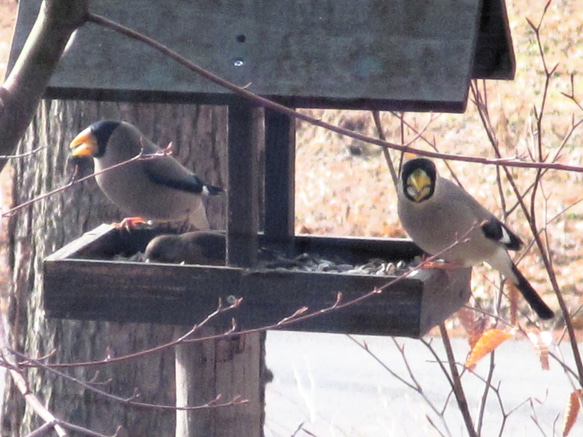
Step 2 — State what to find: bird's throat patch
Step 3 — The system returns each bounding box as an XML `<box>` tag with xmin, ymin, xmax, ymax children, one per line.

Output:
<box><xmin>406</xmin><ymin>169</ymin><xmax>433</xmax><ymax>202</ymax></box>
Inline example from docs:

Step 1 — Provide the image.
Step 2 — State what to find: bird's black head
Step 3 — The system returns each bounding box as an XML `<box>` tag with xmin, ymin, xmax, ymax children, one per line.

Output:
<box><xmin>70</xmin><ymin>120</ymin><xmax>121</xmax><ymax>159</ymax></box>
<box><xmin>400</xmin><ymin>158</ymin><xmax>437</xmax><ymax>203</ymax></box>
<box><xmin>89</xmin><ymin>120</ymin><xmax>121</xmax><ymax>157</ymax></box>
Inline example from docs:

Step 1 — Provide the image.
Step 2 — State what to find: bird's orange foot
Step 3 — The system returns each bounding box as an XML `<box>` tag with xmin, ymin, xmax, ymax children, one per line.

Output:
<box><xmin>420</xmin><ymin>257</ymin><xmax>465</xmax><ymax>270</ymax></box>
<box><xmin>419</xmin><ymin>258</ymin><xmax>467</xmax><ymax>282</ymax></box>
<box><xmin>113</xmin><ymin>217</ymin><xmax>149</xmax><ymax>232</ymax></box>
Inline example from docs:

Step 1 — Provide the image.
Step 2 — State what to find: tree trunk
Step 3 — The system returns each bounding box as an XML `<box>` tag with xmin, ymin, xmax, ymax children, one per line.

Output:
<box><xmin>2</xmin><ymin>99</ymin><xmax>266</xmax><ymax>436</ymax></box>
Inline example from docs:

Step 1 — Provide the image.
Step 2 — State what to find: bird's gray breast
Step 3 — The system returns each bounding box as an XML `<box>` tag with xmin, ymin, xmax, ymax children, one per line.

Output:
<box><xmin>94</xmin><ymin>154</ymin><xmax>201</xmax><ymax>221</ymax></box>
<box><xmin>398</xmin><ymin>185</ymin><xmax>496</xmax><ymax>265</ymax></box>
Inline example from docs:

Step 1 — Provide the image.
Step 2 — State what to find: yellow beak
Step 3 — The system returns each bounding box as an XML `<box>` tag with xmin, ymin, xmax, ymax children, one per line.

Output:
<box><xmin>69</xmin><ymin>127</ymin><xmax>98</xmax><ymax>157</ymax></box>
<box><xmin>407</xmin><ymin>169</ymin><xmax>432</xmax><ymax>202</ymax></box>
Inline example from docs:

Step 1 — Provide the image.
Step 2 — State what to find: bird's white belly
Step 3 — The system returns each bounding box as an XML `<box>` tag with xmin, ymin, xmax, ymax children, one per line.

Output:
<box><xmin>401</xmin><ymin>205</ymin><xmax>496</xmax><ymax>267</ymax></box>
<box><xmin>95</xmin><ymin>161</ymin><xmax>200</xmax><ymax>222</ymax></box>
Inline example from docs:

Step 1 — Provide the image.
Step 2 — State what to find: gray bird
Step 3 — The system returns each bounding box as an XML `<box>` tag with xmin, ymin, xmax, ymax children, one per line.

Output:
<box><xmin>145</xmin><ymin>231</ymin><xmax>226</xmax><ymax>265</ymax></box>
<box><xmin>69</xmin><ymin>120</ymin><xmax>223</xmax><ymax>230</ymax></box>
<box><xmin>397</xmin><ymin>157</ymin><xmax>554</xmax><ymax>320</ymax></box>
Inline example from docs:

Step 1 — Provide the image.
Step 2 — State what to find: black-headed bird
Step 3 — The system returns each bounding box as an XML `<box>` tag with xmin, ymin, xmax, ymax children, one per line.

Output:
<box><xmin>70</xmin><ymin>120</ymin><xmax>222</xmax><ymax>230</ymax></box>
<box><xmin>397</xmin><ymin>157</ymin><xmax>554</xmax><ymax>320</ymax></box>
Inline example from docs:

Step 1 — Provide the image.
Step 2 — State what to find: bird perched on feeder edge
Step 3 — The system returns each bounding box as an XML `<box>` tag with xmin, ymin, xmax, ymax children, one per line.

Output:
<box><xmin>69</xmin><ymin>120</ymin><xmax>223</xmax><ymax>230</ymax></box>
<box><xmin>397</xmin><ymin>157</ymin><xmax>554</xmax><ymax>320</ymax></box>
<box><xmin>145</xmin><ymin>231</ymin><xmax>226</xmax><ymax>265</ymax></box>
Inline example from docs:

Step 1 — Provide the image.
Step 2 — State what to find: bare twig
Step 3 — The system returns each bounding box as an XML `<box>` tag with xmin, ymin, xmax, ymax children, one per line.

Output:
<box><xmin>13</xmin><ymin>350</ymin><xmax>248</xmax><ymax>413</ymax></box>
<box><xmin>371</xmin><ymin>110</ymin><xmax>399</xmax><ymax>188</ymax></box>
<box><xmin>21</xmin><ymin>225</ymin><xmax>480</xmax><ymax>373</ymax></box>
<box><xmin>35</xmin><ymin>297</ymin><xmax>241</xmax><ymax>369</ymax></box>
<box><xmin>471</xmin><ymin>3</ymin><xmax>583</xmax><ymax>385</ymax></box>
<box><xmin>2</xmin><ymin>144</ymin><xmax>170</xmax><ymax>218</ymax></box>
<box><xmin>84</xmin><ymin>13</ymin><xmax>583</xmax><ymax>173</ymax></box>
<box><xmin>0</xmin><ymin>318</ymin><xmax>68</xmax><ymax>437</ymax></box>
<box><xmin>439</xmin><ymin>323</ymin><xmax>478</xmax><ymax>437</ymax></box>
<box><xmin>347</xmin><ymin>334</ymin><xmax>453</xmax><ymax>436</ymax></box>
<box><xmin>0</xmin><ymin>146</ymin><xmax>47</xmax><ymax>160</ymax></box>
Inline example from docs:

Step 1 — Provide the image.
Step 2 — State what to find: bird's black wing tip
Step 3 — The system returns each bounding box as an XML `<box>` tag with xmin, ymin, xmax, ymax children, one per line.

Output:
<box><xmin>205</xmin><ymin>184</ymin><xmax>224</xmax><ymax>196</ymax></box>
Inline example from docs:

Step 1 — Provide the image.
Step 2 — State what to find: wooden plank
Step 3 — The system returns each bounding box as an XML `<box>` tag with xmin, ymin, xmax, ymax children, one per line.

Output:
<box><xmin>8</xmin><ymin>0</ymin><xmax>506</xmax><ymax>112</ymax></box>
<box><xmin>263</xmin><ymin>109</ymin><xmax>295</xmax><ymax>243</ymax></box>
<box><xmin>43</xmin><ymin>225</ymin><xmax>469</xmax><ymax>337</ymax></box>
<box><xmin>227</xmin><ymin>99</ymin><xmax>258</xmax><ymax>267</ymax></box>
<box><xmin>292</xmin><ymin>234</ymin><xmax>423</xmax><ymax>263</ymax></box>
<box><xmin>45</xmin><ymin>223</ymin><xmax>119</xmax><ymax>260</ymax></box>
<box><xmin>45</xmin><ymin>224</ymin><xmax>179</xmax><ymax>260</ymax></box>
<box><xmin>47</xmin><ymin>225</ymin><xmax>424</xmax><ymax>263</ymax></box>
<box><xmin>43</xmin><ymin>256</ymin><xmax>470</xmax><ymax>337</ymax></box>
<box><xmin>472</xmin><ymin>0</ymin><xmax>515</xmax><ymax>79</ymax></box>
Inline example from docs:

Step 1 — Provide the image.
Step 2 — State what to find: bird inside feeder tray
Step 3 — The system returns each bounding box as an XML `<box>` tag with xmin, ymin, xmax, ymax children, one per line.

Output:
<box><xmin>145</xmin><ymin>231</ymin><xmax>226</xmax><ymax>265</ymax></box>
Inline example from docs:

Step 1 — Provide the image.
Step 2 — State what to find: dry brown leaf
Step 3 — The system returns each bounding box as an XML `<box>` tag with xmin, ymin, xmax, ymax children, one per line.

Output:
<box><xmin>526</xmin><ymin>329</ymin><xmax>553</xmax><ymax>371</ymax></box>
<box><xmin>297</xmin><ymin>225</ymin><xmax>313</xmax><ymax>235</ymax></box>
<box><xmin>456</xmin><ymin>307</ymin><xmax>489</xmax><ymax>349</ymax></box>
<box><xmin>562</xmin><ymin>389</ymin><xmax>583</xmax><ymax>437</ymax></box>
<box><xmin>465</xmin><ymin>328</ymin><xmax>515</xmax><ymax>369</ymax></box>
<box><xmin>507</xmin><ymin>281</ymin><xmax>519</xmax><ymax>326</ymax></box>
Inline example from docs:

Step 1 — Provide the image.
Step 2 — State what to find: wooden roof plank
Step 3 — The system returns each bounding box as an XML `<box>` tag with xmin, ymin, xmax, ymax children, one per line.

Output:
<box><xmin>8</xmin><ymin>0</ymin><xmax>514</xmax><ymax>111</ymax></box>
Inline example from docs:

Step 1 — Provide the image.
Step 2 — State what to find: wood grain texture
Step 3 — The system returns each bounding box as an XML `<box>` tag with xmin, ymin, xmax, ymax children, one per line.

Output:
<box><xmin>43</xmin><ymin>225</ymin><xmax>472</xmax><ymax>338</ymax></box>
<box><xmin>5</xmin><ymin>100</ymin><xmax>234</xmax><ymax>436</ymax></box>
<box><xmin>9</xmin><ymin>0</ymin><xmax>514</xmax><ymax>111</ymax></box>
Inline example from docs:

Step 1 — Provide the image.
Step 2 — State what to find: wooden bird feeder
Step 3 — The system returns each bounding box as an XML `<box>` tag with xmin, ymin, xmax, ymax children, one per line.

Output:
<box><xmin>9</xmin><ymin>0</ymin><xmax>515</xmax><ymax>336</ymax></box>
<box><xmin>44</xmin><ymin>224</ymin><xmax>471</xmax><ymax>338</ymax></box>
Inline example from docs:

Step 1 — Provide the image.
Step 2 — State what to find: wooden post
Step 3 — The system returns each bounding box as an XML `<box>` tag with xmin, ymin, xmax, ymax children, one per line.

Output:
<box><xmin>264</xmin><ymin>108</ymin><xmax>295</xmax><ymax>243</ymax></box>
<box><xmin>176</xmin><ymin>98</ymin><xmax>263</xmax><ymax>437</ymax></box>
<box><xmin>227</xmin><ymin>98</ymin><xmax>258</xmax><ymax>268</ymax></box>
<box><xmin>175</xmin><ymin>328</ymin><xmax>215</xmax><ymax>437</ymax></box>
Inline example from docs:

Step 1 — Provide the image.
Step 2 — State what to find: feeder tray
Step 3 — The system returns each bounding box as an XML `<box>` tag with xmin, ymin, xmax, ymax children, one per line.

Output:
<box><xmin>44</xmin><ymin>224</ymin><xmax>471</xmax><ymax>338</ymax></box>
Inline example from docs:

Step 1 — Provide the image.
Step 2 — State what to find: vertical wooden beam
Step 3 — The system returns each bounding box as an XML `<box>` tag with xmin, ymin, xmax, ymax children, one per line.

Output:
<box><xmin>175</xmin><ymin>328</ymin><xmax>215</xmax><ymax>437</ymax></box>
<box><xmin>218</xmin><ymin>98</ymin><xmax>263</xmax><ymax>437</ymax></box>
<box><xmin>263</xmin><ymin>109</ymin><xmax>296</xmax><ymax>243</ymax></box>
<box><xmin>227</xmin><ymin>98</ymin><xmax>258</xmax><ymax>267</ymax></box>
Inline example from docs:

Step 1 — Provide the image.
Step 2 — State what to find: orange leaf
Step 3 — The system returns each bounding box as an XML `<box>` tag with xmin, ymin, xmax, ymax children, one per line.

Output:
<box><xmin>562</xmin><ymin>389</ymin><xmax>583</xmax><ymax>437</ymax></box>
<box><xmin>465</xmin><ymin>328</ymin><xmax>515</xmax><ymax>369</ymax></box>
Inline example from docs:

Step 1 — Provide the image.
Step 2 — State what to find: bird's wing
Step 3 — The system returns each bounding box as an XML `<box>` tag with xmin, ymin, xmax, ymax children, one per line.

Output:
<box><xmin>480</xmin><ymin>217</ymin><xmax>523</xmax><ymax>251</ymax></box>
<box><xmin>143</xmin><ymin>156</ymin><xmax>222</xmax><ymax>195</ymax></box>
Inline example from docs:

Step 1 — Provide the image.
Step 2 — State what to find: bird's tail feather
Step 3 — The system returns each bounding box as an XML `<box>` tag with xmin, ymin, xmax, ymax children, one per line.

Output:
<box><xmin>511</xmin><ymin>264</ymin><xmax>554</xmax><ymax>320</ymax></box>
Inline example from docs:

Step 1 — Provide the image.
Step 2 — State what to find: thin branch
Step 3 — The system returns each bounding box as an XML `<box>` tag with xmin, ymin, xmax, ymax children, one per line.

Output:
<box><xmin>83</xmin><ymin>13</ymin><xmax>583</xmax><ymax>173</ymax></box>
<box><xmin>37</xmin><ymin>297</ymin><xmax>241</xmax><ymax>369</ymax></box>
<box><xmin>439</xmin><ymin>323</ymin><xmax>478</xmax><ymax>437</ymax></box>
<box><xmin>471</xmin><ymin>3</ymin><xmax>583</xmax><ymax>385</ymax></box>
<box><xmin>0</xmin><ymin>319</ymin><xmax>68</xmax><ymax>437</ymax></box>
<box><xmin>0</xmin><ymin>0</ymin><xmax>89</xmax><ymax>172</ymax></box>
<box><xmin>346</xmin><ymin>335</ymin><xmax>417</xmax><ymax>391</ymax></box>
<box><xmin>13</xmin><ymin>350</ymin><xmax>248</xmax><ymax>413</ymax></box>
<box><xmin>23</xmin><ymin>226</ymin><xmax>480</xmax><ymax>371</ymax></box>
<box><xmin>0</xmin><ymin>146</ymin><xmax>47</xmax><ymax>160</ymax></box>
<box><xmin>2</xmin><ymin>144</ymin><xmax>171</xmax><ymax>218</ymax></box>
<box><xmin>371</xmin><ymin>110</ymin><xmax>398</xmax><ymax>188</ymax></box>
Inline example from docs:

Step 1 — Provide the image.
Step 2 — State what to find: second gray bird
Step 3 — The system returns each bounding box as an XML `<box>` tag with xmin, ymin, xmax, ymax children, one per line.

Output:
<box><xmin>70</xmin><ymin>120</ymin><xmax>223</xmax><ymax>230</ymax></box>
<box><xmin>397</xmin><ymin>157</ymin><xmax>554</xmax><ymax>320</ymax></box>
<box><xmin>145</xmin><ymin>231</ymin><xmax>226</xmax><ymax>265</ymax></box>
